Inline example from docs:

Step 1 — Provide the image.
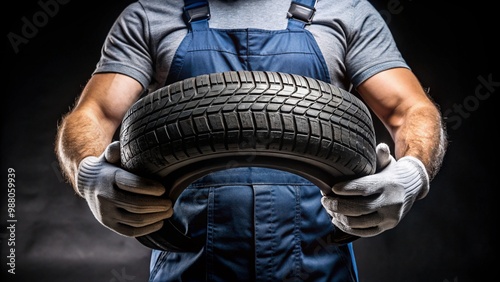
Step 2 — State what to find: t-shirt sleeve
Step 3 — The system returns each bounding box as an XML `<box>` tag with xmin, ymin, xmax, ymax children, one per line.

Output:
<box><xmin>93</xmin><ymin>2</ymin><xmax>153</xmax><ymax>90</ymax></box>
<box><xmin>346</xmin><ymin>0</ymin><xmax>409</xmax><ymax>87</ymax></box>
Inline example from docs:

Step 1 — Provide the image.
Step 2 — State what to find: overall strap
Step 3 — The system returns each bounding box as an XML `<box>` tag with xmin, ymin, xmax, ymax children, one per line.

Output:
<box><xmin>183</xmin><ymin>0</ymin><xmax>210</xmax><ymax>31</ymax></box>
<box><xmin>287</xmin><ymin>0</ymin><xmax>317</xmax><ymax>30</ymax></box>
<box><xmin>184</xmin><ymin>0</ymin><xmax>317</xmax><ymax>31</ymax></box>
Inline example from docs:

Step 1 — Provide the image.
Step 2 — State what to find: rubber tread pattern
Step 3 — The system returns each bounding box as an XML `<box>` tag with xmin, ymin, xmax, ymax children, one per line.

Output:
<box><xmin>120</xmin><ymin>71</ymin><xmax>376</xmax><ymax>181</ymax></box>
<box><xmin>119</xmin><ymin>70</ymin><xmax>377</xmax><ymax>251</ymax></box>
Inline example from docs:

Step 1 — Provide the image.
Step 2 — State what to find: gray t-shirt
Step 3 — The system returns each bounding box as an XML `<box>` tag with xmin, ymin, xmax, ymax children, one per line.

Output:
<box><xmin>94</xmin><ymin>0</ymin><xmax>408</xmax><ymax>92</ymax></box>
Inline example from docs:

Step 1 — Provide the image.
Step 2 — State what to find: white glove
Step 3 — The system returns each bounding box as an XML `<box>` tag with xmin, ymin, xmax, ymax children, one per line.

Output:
<box><xmin>321</xmin><ymin>143</ymin><xmax>429</xmax><ymax>237</ymax></box>
<box><xmin>76</xmin><ymin>141</ymin><xmax>173</xmax><ymax>237</ymax></box>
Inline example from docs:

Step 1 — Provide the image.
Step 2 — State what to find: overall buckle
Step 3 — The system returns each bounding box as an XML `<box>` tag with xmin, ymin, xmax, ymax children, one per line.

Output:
<box><xmin>287</xmin><ymin>2</ymin><xmax>316</xmax><ymax>24</ymax></box>
<box><xmin>184</xmin><ymin>4</ymin><xmax>210</xmax><ymax>23</ymax></box>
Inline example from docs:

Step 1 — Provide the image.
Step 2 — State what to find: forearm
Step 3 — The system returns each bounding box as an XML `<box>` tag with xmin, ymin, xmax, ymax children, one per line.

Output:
<box><xmin>391</xmin><ymin>103</ymin><xmax>447</xmax><ymax>180</ymax></box>
<box><xmin>55</xmin><ymin>109</ymin><xmax>117</xmax><ymax>190</ymax></box>
<box><xmin>357</xmin><ymin>68</ymin><xmax>448</xmax><ymax>180</ymax></box>
<box><xmin>55</xmin><ymin>73</ymin><xmax>144</xmax><ymax>190</ymax></box>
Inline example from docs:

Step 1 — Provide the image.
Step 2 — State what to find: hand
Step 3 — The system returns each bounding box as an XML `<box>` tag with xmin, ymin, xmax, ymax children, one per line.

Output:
<box><xmin>76</xmin><ymin>141</ymin><xmax>173</xmax><ymax>237</ymax></box>
<box><xmin>321</xmin><ymin>143</ymin><xmax>429</xmax><ymax>237</ymax></box>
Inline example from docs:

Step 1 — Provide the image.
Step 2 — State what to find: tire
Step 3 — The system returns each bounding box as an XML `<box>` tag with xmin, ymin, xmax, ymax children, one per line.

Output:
<box><xmin>119</xmin><ymin>71</ymin><xmax>377</xmax><ymax>251</ymax></box>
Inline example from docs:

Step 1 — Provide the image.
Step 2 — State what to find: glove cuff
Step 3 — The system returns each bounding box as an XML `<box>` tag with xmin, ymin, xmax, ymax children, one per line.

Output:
<box><xmin>76</xmin><ymin>156</ymin><xmax>100</xmax><ymax>198</ymax></box>
<box><xmin>398</xmin><ymin>156</ymin><xmax>430</xmax><ymax>200</ymax></box>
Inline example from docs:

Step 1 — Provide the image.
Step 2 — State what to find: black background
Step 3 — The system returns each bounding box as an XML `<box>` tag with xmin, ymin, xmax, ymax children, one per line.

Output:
<box><xmin>1</xmin><ymin>1</ymin><xmax>496</xmax><ymax>281</ymax></box>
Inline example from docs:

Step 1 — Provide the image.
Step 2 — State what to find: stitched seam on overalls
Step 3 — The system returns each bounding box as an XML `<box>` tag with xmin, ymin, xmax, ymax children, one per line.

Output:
<box><xmin>268</xmin><ymin>186</ymin><xmax>277</xmax><ymax>280</ymax></box>
<box><xmin>293</xmin><ymin>184</ymin><xmax>302</xmax><ymax>279</ymax></box>
<box><xmin>253</xmin><ymin>184</ymin><xmax>278</xmax><ymax>281</ymax></box>
<box><xmin>167</xmin><ymin>34</ymin><xmax>194</xmax><ymax>85</ymax></box>
<box><xmin>149</xmin><ymin>251</ymin><xmax>170</xmax><ymax>281</ymax></box>
<box><xmin>206</xmin><ymin>187</ymin><xmax>215</xmax><ymax>281</ymax></box>
<box><xmin>334</xmin><ymin>244</ymin><xmax>358</xmax><ymax>281</ymax></box>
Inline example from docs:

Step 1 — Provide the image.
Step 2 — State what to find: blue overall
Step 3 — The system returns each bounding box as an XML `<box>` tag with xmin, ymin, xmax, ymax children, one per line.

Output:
<box><xmin>150</xmin><ymin>1</ymin><xmax>359</xmax><ymax>281</ymax></box>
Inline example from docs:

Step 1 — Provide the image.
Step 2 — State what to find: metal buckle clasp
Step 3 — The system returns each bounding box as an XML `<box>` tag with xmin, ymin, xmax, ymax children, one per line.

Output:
<box><xmin>287</xmin><ymin>2</ymin><xmax>316</xmax><ymax>24</ymax></box>
<box><xmin>184</xmin><ymin>4</ymin><xmax>211</xmax><ymax>23</ymax></box>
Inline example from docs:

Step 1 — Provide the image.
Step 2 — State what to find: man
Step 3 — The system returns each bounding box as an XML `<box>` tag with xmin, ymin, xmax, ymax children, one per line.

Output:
<box><xmin>55</xmin><ymin>0</ymin><xmax>447</xmax><ymax>281</ymax></box>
